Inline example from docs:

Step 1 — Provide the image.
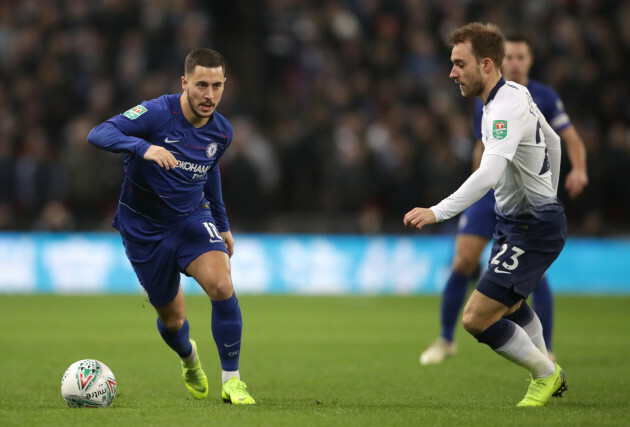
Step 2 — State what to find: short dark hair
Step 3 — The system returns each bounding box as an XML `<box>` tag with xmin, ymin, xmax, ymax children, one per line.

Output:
<box><xmin>184</xmin><ymin>48</ymin><xmax>225</xmax><ymax>76</ymax></box>
<box><xmin>449</xmin><ymin>22</ymin><xmax>505</xmax><ymax>68</ymax></box>
<box><xmin>505</xmin><ymin>33</ymin><xmax>533</xmax><ymax>54</ymax></box>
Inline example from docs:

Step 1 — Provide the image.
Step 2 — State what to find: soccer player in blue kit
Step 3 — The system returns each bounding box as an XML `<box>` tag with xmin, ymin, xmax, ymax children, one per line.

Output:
<box><xmin>88</xmin><ymin>48</ymin><xmax>255</xmax><ymax>404</ymax></box>
<box><xmin>419</xmin><ymin>34</ymin><xmax>588</xmax><ymax>365</ymax></box>
<box><xmin>405</xmin><ymin>23</ymin><xmax>568</xmax><ymax>406</ymax></box>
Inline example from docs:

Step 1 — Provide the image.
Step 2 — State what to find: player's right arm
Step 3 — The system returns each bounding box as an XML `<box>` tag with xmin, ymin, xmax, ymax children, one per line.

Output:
<box><xmin>404</xmin><ymin>154</ymin><xmax>507</xmax><ymax>230</ymax></box>
<box><xmin>87</xmin><ymin>102</ymin><xmax>177</xmax><ymax>169</ymax></box>
<box><xmin>472</xmin><ymin>139</ymin><xmax>484</xmax><ymax>171</ymax></box>
<box><xmin>472</xmin><ymin>99</ymin><xmax>485</xmax><ymax>171</ymax></box>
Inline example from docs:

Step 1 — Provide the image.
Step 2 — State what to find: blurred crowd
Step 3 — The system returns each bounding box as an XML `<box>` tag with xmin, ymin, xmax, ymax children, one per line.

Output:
<box><xmin>0</xmin><ymin>0</ymin><xmax>628</xmax><ymax>235</ymax></box>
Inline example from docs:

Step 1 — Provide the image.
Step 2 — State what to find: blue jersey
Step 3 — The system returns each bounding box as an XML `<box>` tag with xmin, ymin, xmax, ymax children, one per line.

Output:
<box><xmin>88</xmin><ymin>94</ymin><xmax>232</xmax><ymax>240</ymax></box>
<box><xmin>474</xmin><ymin>78</ymin><xmax>570</xmax><ymax>140</ymax></box>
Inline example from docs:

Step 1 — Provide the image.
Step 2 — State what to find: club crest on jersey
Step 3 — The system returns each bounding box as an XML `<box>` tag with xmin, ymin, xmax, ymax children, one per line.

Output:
<box><xmin>123</xmin><ymin>105</ymin><xmax>147</xmax><ymax>120</ymax></box>
<box><xmin>206</xmin><ymin>142</ymin><xmax>218</xmax><ymax>158</ymax></box>
<box><xmin>492</xmin><ymin>120</ymin><xmax>508</xmax><ymax>140</ymax></box>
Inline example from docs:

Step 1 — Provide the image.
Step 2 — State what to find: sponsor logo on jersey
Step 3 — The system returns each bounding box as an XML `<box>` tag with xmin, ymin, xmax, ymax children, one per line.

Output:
<box><xmin>123</xmin><ymin>105</ymin><xmax>148</xmax><ymax>120</ymax></box>
<box><xmin>176</xmin><ymin>160</ymin><xmax>211</xmax><ymax>176</ymax></box>
<box><xmin>206</xmin><ymin>142</ymin><xmax>218</xmax><ymax>158</ymax></box>
<box><xmin>492</xmin><ymin>120</ymin><xmax>508</xmax><ymax>140</ymax></box>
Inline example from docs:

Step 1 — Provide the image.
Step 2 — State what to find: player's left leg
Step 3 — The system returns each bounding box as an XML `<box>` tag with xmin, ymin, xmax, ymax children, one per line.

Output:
<box><xmin>186</xmin><ymin>250</ymin><xmax>255</xmax><ymax>404</ymax></box>
<box><xmin>463</xmin><ymin>290</ymin><xmax>553</xmax><ymax>375</ymax></box>
<box><xmin>463</xmin><ymin>289</ymin><xmax>566</xmax><ymax>407</ymax></box>
<box><xmin>531</xmin><ymin>275</ymin><xmax>554</xmax><ymax>358</ymax></box>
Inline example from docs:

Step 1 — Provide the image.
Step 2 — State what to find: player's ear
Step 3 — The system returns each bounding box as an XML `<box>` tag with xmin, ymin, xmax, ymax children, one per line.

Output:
<box><xmin>181</xmin><ymin>76</ymin><xmax>187</xmax><ymax>91</ymax></box>
<box><xmin>482</xmin><ymin>58</ymin><xmax>493</xmax><ymax>73</ymax></box>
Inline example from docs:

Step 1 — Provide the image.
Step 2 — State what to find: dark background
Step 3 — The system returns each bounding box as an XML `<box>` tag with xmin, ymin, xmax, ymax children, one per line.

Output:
<box><xmin>0</xmin><ymin>0</ymin><xmax>627</xmax><ymax>235</ymax></box>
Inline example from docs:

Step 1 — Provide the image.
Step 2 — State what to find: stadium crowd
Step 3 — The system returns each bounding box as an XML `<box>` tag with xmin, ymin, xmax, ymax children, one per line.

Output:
<box><xmin>0</xmin><ymin>0</ymin><xmax>628</xmax><ymax>234</ymax></box>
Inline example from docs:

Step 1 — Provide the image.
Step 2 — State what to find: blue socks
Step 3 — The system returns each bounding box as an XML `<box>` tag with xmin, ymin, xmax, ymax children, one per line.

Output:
<box><xmin>532</xmin><ymin>275</ymin><xmax>553</xmax><ymax>351</ymax></box>
<box><xmin>157</xmin><ymin>318</ymin><xmax>193</xmax><ymax>358</ymax></box>
<box><xmin>211</xmin><ymin>293</ymin><xmax>242</xmax><ymax>372</ymax></box>
<box><xmin>475</xmin><ymin>318</ymin><xmax>516</xmax><ymax>349</ymax></box>
<box><xmin>440</xmin><ymin>271</ymin><xmax>470</xmax><ymax>342</ymax></box>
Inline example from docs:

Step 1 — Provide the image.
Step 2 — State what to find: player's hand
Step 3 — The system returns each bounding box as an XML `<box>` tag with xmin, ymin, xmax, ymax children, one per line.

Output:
<box><xmin>565</xmin><ymin>169</ymin><xmax>588</xmax><ymax>199</ymax></box>
<box><xmin>403</xmin><ymin>207</ymin><xmax>436</xmax><ymax>231</ymax></box>
<box><xmin>220</xmin><ymin>231</ymin><xmax>234</xmax><ymax>257</ymax></box>
<box><xmin>143</xmin><ymin>145</ymin><xmax>178</xmax><ymax>170</ymax></box>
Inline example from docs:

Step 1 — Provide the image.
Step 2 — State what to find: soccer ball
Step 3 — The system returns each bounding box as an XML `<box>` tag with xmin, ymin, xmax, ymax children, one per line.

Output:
<box><xmin>60</xmin><ymin>359</ymin><xmax>117</xmax><ymax>408</ymax></box>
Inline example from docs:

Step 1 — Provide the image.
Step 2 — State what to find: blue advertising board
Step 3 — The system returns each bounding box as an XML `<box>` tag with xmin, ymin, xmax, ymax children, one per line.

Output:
<box><xmin>0</xmin><ymin>233</ymin><xmax>628</xmax><ymax>295</ymax></box>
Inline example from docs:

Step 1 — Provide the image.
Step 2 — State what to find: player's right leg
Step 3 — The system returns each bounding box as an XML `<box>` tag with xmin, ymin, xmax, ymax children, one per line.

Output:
<box><xmin>155</xmin><ymin>288</ymin><xmax>209</xmax><ymax>399</ymax></box>
<box><xmin>420</xmin><ymin>234</ymin><xmax>489</xmax><ymax>365</ymax></box>
<box><xmin>121</xmin><ymin>236</ymin><xmax>207</xmax><ymax>399</ymax></box>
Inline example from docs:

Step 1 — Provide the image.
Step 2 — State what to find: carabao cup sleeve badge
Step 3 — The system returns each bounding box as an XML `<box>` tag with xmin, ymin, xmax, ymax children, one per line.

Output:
<box><xmin>206</xmin><ymin>142</ymin><xmax>218</xmax><ymax>158</ymax></box>
<box><xmin>492</xmin><ymin>120</ymin><xmax>508</xmax><ymax>140</ymax></box>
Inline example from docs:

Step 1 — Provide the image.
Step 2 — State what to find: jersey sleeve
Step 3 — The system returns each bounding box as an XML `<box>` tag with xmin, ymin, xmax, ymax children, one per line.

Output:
<box><xmin>430</xmin><ymin>154</ymin><xmax>508</xmax><ymax>222</ymax></box>
<box><xmin>536</xmin><ymin>105</ymin><xmax>562</xmax><ymax>192</ymax></box>
<box><xmin>473</xmin><ymin>98</ymin><xmax>484</xmax><ymax>140</ymax></box>
<box><xmin>204</xmin><ymin>163</ymin><xmax>229</xmax><ymax>232</ymax></box>
<box><xmin>543</xmin><ymin>88</ymin><xmax>571</xmax><ymax>133</ymax></box>
<box><xmin>482</xmin><ymin>100</ymin><xmax>527</xmax><ymax>162</ymax></box>
<box><xmin>204</xmin><ymin>125</ymin><xmax>233</xmax><ymax>232</ymax></box>
<box><xmin>87</xmin><ymin>100</ymin><xmax>164</xmax><ymax>157</ymax></box>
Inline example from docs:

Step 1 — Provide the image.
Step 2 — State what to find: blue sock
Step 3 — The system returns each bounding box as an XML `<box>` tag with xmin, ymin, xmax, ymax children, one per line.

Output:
<box><xmin>157</xmin><ymin>318</ymin><xmax>192</xmax><ymax>358</ymax></box>
<box><xmin>440</xmin><ymin>271</ymin><xmax>470</xmax><ymax>342</ymax></box>
<box><xmin>211</xmin><ymin>293</ymin><xmax>242</xmax><ymax>371</ymax></box>
<box><xmin>532</xmin><ymin>276</ymin><xmax>553</xmax><ymax>351</ymax></box>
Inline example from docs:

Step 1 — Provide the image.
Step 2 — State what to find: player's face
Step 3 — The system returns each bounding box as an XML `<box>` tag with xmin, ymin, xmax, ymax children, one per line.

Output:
<box><xmin>182</xmin><ymin>65</ymin><xmax>226</xmax><ymax>120</ymax></box>
<box><xmin>450</xmin><ymin>42</ymin><xmax>484</xmax><ymax>98</ymax></box>
<box><xmin>503</xmin><ymin>42</ymin><xmax>532</xmax><ymax>84</ymax></box>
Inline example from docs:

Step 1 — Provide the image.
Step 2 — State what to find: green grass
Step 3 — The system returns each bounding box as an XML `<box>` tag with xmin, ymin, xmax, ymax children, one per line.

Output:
<box><xmin>0</xmin><ymin>294</ymin><xmax>628</xmax><ymax>426</ymax></box>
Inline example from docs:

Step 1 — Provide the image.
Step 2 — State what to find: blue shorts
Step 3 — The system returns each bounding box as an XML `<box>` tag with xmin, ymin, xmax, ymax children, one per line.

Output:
<box><xmin>457</xmin><ymin>190</ymin><xmax>496</xmax><ymax>238</ymax></box>
<box><xmin>120</xmin><ymin>207</ymin><xmax>228</xmax><ymax>308</ymax></box>
<box><xmin>476</xmin><ymin>202</ymin><xmax>567</xmax><ymax>306</ymax></box>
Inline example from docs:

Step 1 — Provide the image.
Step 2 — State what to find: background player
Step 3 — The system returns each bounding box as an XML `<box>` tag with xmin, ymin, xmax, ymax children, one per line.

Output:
<box><xmin>87</xmin><ymin>48</ymin><xmax>255</xmax><ymax>404</ymax></box>
<box><xmin>419</xmin><ymin>34</ymin><xmax>588</xmax><ymax>365</ymax></box>
<box><xmin>405</xmin><ymin>22</ymin><xmax>568</xmax><ymax>407</ymax></box>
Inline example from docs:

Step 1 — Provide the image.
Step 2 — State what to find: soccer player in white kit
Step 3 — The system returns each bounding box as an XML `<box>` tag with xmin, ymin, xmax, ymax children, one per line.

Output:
<box><xmin>404</xmin><ymin>23</ymin><xmax>568</xmax><ymax>407</ymax></box>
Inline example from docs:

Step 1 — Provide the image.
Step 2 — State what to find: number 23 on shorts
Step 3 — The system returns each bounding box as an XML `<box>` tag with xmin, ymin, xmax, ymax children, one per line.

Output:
<box><xmin>491</xmin><ymin>244</ymin><xmax>525</xmax><ymax>274</ymax></box>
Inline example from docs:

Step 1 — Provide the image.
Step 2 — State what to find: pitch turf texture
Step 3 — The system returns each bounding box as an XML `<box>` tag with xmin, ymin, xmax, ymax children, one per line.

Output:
<box><xmin>1</xmin><ymin>295</ymin><xmax>628</xmax><ymax>426</ymax></box>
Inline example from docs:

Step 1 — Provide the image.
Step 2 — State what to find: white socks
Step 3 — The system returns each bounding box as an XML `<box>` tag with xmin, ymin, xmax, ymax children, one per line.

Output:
<box><xmin>222</xmin><ymin>370</ymin><xmax>240</xmax><ymax>383</ymax></box>
<box><xmin>181</xmin><ymin>345</ymin><xmax>197</xmax><ymax>366</ymax></box>
<box><xmin>495</xmin><ymin>324</ymin><xmax>555</xmax><ymax>378</ymax></box>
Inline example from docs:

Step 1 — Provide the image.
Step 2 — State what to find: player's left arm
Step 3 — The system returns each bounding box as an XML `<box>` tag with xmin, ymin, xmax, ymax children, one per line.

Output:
<box><xmin>546</xmin><ymin>88</ymin><xmax>588</xmax><ymax>198</ymax></box>
<box><xmin>204</xmin><ymin>164</ymin><xmax>233</xmax><ymax>256</ymax></box>
<box><xmin>219</xmin><ymin>230</ymin><xmax>234</xmax><ymax>258</ymax></box>
<box><xmin>558</xmin><ymin>124</ymin><xmax>588</xmax><ymax>199</ymax></box>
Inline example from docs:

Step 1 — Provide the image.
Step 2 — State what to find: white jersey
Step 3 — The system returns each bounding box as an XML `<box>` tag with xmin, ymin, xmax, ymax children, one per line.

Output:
<box><xmin>430</xmin><ymin>77</ymin><xmax>562</xmax><ymax>222</ymax></box>
<box><xmin>482</xmin><ymin>79</ymin><xmax>561</xmax><ymax>217</ymax></box>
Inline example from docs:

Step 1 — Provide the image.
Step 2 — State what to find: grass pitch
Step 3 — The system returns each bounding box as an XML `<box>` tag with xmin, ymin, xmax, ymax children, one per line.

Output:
<box><xmin>0</xmin><ymin>294</ymin><xmax>628</xmax><ymax>426</ymax></box>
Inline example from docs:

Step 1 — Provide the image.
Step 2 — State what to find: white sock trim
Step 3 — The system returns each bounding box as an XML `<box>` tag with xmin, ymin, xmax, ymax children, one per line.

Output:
<box><xmin>222</xmin><ymin>370</ymin><xmax>240</xmax><ymax>383</ymax></box>
<box><xmin>181</xmin><ymin>345</ymin><xmax>197</xmax><ymax>366</ymax></box>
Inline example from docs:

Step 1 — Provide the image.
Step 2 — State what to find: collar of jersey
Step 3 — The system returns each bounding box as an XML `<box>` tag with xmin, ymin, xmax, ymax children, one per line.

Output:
<box><xmin>485</xmin><ymin>77</ymin><xmax>506</xmax><ymax>105</ymax></box>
